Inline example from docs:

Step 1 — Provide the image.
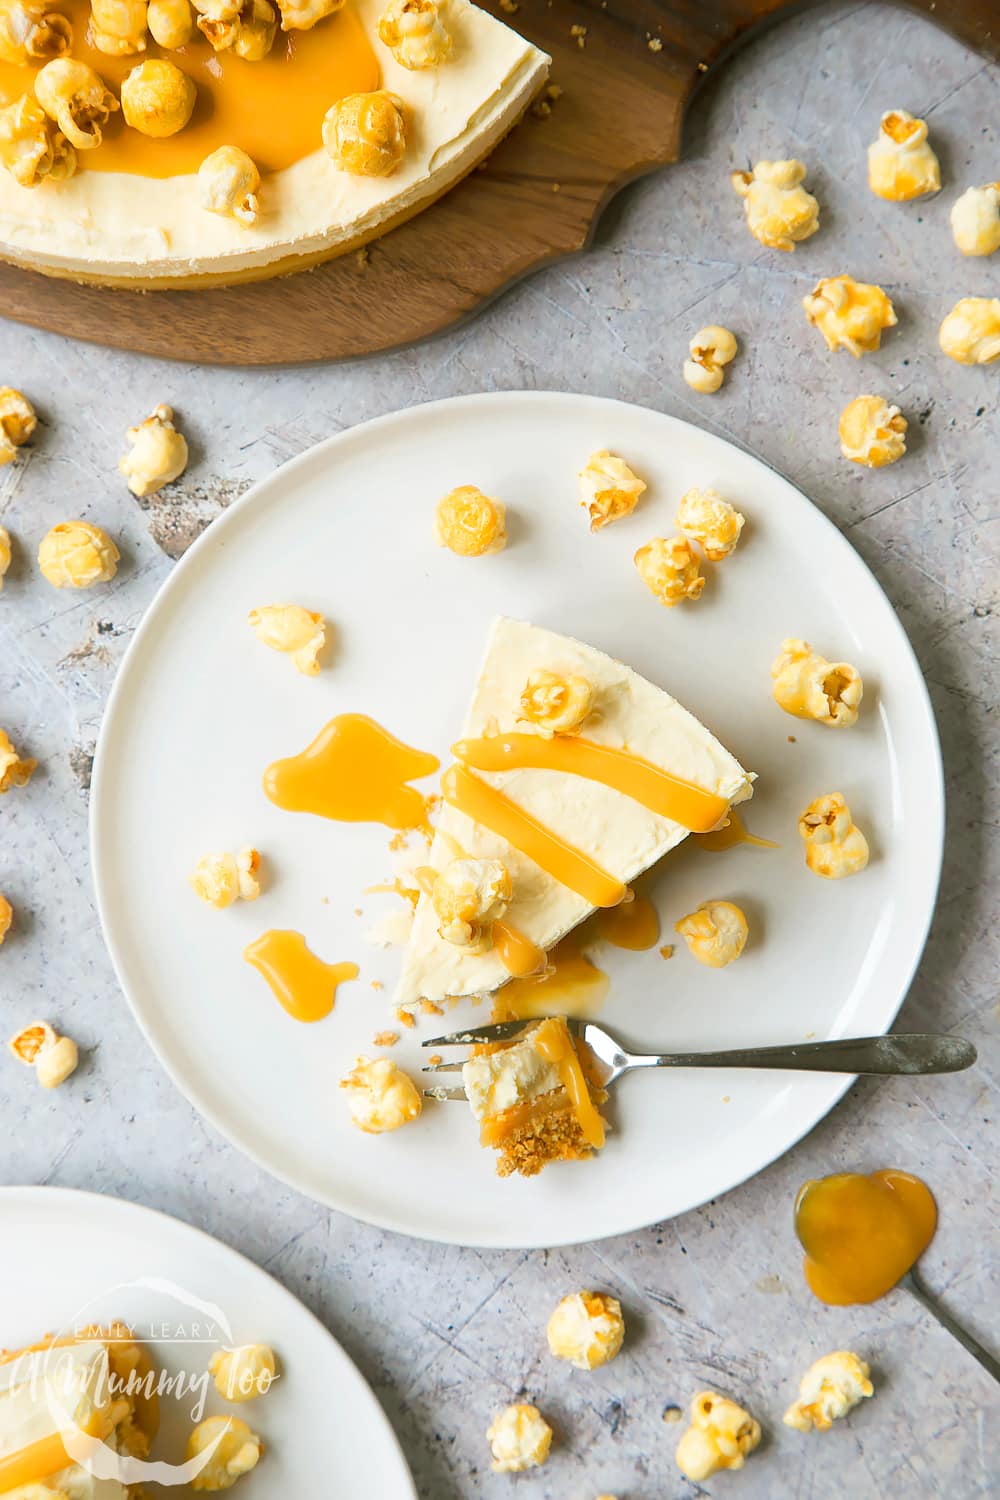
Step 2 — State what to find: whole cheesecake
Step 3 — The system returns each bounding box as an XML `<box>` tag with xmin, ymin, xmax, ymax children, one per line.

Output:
<box><xmin>0</xmin><ymin>0</ymin><xmax>549</xmax><ymax>286</ymax></box>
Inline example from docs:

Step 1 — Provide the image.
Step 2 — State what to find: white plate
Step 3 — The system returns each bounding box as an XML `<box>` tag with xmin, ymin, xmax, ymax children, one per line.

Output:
<box><xmin>91</xmin><ymin>392</ymin><xmax>943</xmax><ymax>1248</ymax></box>
<box><xmin>0</xmin><ymin>1185</ymin><xmax>416</xmax><ymax>1497</ymax></box>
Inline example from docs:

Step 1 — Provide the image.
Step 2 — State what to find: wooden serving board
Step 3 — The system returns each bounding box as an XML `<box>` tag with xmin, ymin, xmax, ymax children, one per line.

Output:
<box><xmin>1</xmin><ymin>0</ymin><xmax>996</xmax><ymax>365</ymax></box>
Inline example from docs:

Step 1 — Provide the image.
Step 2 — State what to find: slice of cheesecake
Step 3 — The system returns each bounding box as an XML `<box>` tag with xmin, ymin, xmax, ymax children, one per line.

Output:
<box><xmin>395</xmin><ymin>616</ymin><xmax>754</xmax><ymax>1006</ymax></box>
<box><xmin>462</xmin><ymin>1016</ymin><xmax>608</xmax><ymax>1177</ymax></box>
<box><xmin>0</xmin><ymin>1325</ymin><xmax>156</xmax><ymax>1496</ymax></box>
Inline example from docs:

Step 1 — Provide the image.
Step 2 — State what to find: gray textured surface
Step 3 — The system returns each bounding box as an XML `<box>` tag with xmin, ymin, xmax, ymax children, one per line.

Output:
<box><xmin>1</xmin><ymin>3</ymin><xmax>998</xmax><ymax>1495</ymax></box>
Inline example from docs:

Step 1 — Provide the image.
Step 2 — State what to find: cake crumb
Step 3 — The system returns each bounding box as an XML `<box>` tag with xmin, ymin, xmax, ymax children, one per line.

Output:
<box><xmin>531</xmin><ymin>83</ymin><xmax>562</xmax><ymax>120</ymax></box>
<box><xmin>419</xmin><ymin>998</ymin><xmax>444</xmax><ymax>1016</ymax></box>
<box><xmin>662</xmin><ymin>1404</ymin><xmax>683</xmax><ymax>1424</ymax></box>
<box><xmin>659</xmin><ymin>944</ymin><xmax>675</xmax><ymax>960</ymax></box>
<box><xmin>570</xmin><ymin>22</ymin><xmax>587</xmax><ymax>46</ymax></box>
<box><xmin>787</xmin><ymin>734</ymin><xmax>797</xmax><ymax>743</ymax></box>
<box><xmin>354</xmin><ymin>907</ymin><xmax>363</xmax><ymax>917</ymax></box>
<box><xmin>356</xmin><ymin>247</ymin><xmax>370</xmax><ymax>270</ymax></box>
<box><xmin>498</xmin><ymin>0</ymin><xmax>518</xmax><ymax>10</ymax></box>
<box><xmin>371</xmin><ymin>980</ymin><xmax>384</xmax><ymax>991</ymax></box>
<box><xmin>427</xmin><ymin>1053</ymin><xmax>443</xmax><ymax>1066</ymax></box>
<box><xmin>647</xmin><ymin>35</ymin><xmax>662</xmax><ymax>51</ymax></box>
<box><xmin>395</xmin><ymin>1007</ymin><xmax>417</xmax><ymax>1029</ymax></box>
<box><xmin>389</xmin><ymin>831</ymin><xmax>408</xmax><ymax>852</ymax></box>
<box><xmin>552</xmin><ymin>182</ymin><xmax>561</xmax><ymax>192</ymax></box>
<box><xmin>697</xmin><ymin>59</ymin><xmax>708</xmax><ymax>71</ymax></box>
<box><xmin>373</xmin><ymin>1030</ymin><xmax>399</xmax><ymax>1048</ymax></box>
<box><xmin>722</xmin><ymin>1094</ymin><xmax>731</xmax><ymax>1103</ymax></box>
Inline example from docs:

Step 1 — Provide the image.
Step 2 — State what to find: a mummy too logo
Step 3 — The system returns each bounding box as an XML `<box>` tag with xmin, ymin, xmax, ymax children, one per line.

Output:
<box><xmin>7</xmin><ymin>1276</ymin><xmax>273</xmax><ymax>1487</ymax></box>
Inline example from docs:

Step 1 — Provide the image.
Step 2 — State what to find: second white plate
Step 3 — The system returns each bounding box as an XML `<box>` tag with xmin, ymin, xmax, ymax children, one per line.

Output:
<box><xmin>0</xmin><ymin>1186</ymin><xmax>415</xmax><ymax>1497</ymax></box>
<box><xmin>91</xmin><ymin>392</ymin><xmax>943</xmax><ymax>1247</ymax></box>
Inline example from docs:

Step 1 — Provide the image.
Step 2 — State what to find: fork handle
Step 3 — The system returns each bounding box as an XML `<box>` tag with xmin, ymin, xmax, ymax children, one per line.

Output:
<box><xmin>637</xmin><ymin>1034</ymin><xmax>976</xmax><ymax>1076</ymax></box>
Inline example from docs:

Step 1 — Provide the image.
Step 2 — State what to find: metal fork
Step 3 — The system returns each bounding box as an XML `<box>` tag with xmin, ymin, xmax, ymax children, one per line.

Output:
<box><xmin>421</xmin><ymin>1018</ymin><xmax>976</xmax><ymax>1099</ymax></box>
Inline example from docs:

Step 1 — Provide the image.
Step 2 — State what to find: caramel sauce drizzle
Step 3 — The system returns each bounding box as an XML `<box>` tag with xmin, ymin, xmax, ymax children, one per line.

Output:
<box><xmin>453</xmin><ymin>732</ymin><xmax>729</xmax><ymax>833</ymax></box>
<box><xmin>0</xmin><ymin>1433</ymin><xmax>78</xmax><ymax>1490</ymax></box>
<box><xmin>263</xmin><ymin>714</ymin><xmax>439</xmax><ymax>832</ymax></box>
<box><xmin>440</xmin><ymin>764</ymin><xmax>626</xmax><ymax>909</ymax></box>
<box><xmin>0</xmin><ymin>0</ymin><xmax>379</xmax><ymax>176</ymax></box>
<box><xmin>696</xmin><ymin>810</ymin><xmax>778</xmax><ymax>851</ymax></box>
<box><xmin>492</xmin><ymin>919</ymin><xmax>546</xmax><ymax>978</ymax></box>
<box><xmin>243</xmin><ymin>929</ymin><xmax>358</xmax><ymax>1022</ymax></box>
<box><xmin>479</xmin><ymin>1090</ymin><xmax>568</xmax><ymax>1149</ymax></box>
<box><xmin>492</xmin><ymin>938</ymin><xmax>610</xmax><ymax>1020</ymax></box>
<box><xmin>794</xmin><ymin>1169</ymin><xmax>937</xmax><ymax>1305</ymax></box>
<box><xmin>597</xmin><ymin>893</ymin><xmax>660</xmax><ymax>951</ymax></box>
<box><xmin>532</xmin><ymin>1016</ymin><xmax>605</xmax><ymax>1149</ymax></box>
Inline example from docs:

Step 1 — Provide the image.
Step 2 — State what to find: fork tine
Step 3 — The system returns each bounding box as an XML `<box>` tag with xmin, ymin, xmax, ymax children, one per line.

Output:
<box><xmin>421</xmin><ymin>1061</ymin><xmax>464</xmax><ymax>1073</ymax></box>
<box><xmin>423</xmin><ymin>1086</ymin><xmax>467</xmax><ymax>1101</ymax></box>
<box><xmin>421</xmin><ymin>1019</ymin><xmax>536</xmax><ymax>1047</ymax></box>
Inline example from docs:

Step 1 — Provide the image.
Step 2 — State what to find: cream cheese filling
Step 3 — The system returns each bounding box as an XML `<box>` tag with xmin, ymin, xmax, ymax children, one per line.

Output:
<box><xmin>395</xmin><ymin>617</ymin><xmax>755</xmax><ymax>1006</ymax></box>
<box><xmin>0</xmin><ymin>0</ymin><xmax>549</xmax><ymax>279</ymax></box>
<box><xmin>462</xmin><ymin>1033</ymin><xmax>562</xmax><ymax>1120</ymax></box>
<box><xmin>0</xmin><ymin>1341</ymin><xmax>126</xmax><ymax>1499</ymax></box>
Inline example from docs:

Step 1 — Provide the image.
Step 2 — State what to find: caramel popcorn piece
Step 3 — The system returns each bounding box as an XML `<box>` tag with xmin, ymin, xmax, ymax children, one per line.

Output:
<box><xmin>38</xmin><ymin>521</ymin><xmax>119</xmax><ymax>588</ymax></box>
<box><xmin>771</xmin><ymin>639</ymin><xmax>863</xmax><ymax>727</ymax></box>
<box><xmin>432</xmin><ymin>857</ymin><xmax>511</xmax><ymax>948</ymax></box>
<box><xmin>188</xmin><ymin>1415</ymin><xmax>262</xmax><ymax>1491</ymax></box>
<box><xmin>675</xmin><ymin>487</ymin><xmax>744</xmax><ymax>561</ymax></box>
<box><xmin>339</xmin><ymin>1055</ymin><xmax>422</xmax><ymax>1133</ymax></box>
<box><xmin>34</xmin><ymin>57</ymin><xmax>119</xmax><ymax>149</ymax></box>
<box><xmin>0</xmin><ymin>0</ymin><xmax>71</xmax><ymax>61</ymax></box>
<box><xmin>0</xmin><ymin>892</ymin><xmax>12</xmax><ymax>944</ymax></box>
<box><xmin>675</xmin><ymin>900</ymin><xmax>748</xmax><ymax>968</ymax></box>
<box><xmin>274</xmin><ymin>0</ymin><xmax>341</xmax><ymax>28</ymax></box>
<box><xmin>189</xmin><ymin>848</ymin><xmax>260</xmax><ymax>908</ymax></box>
<box><xmin>119</xmin><ymin>403</ymin><xmax>188</xmax><ymax>496</ymax></box>
<box><xmin>951</xmin><ymin>183</ymin><xmax>1000</xmax><ymax>257</ymax></box>
<box><xmin>799</xmin><ymin>792</ymin><xmax>870</xmax><ymax>879</ymax></box>
<box><xmin>784</xmin><ymin>1351</ymin><xmax>874</xmax><ymax>1433</ymax></box>
<box><xmin>322</xmin><ymin>90</ymin><xmax>406</xmax><ymax>177</ymax></box>
<box><xmin>939</xmin><ymin>297</ymin><xmax>1000</xmax><ymax>366</ymax></box>
<box><xmin>547</xmin><ymin>1291</ymin><xmax>625</xmax><ymax>1370</ymax></box>
<box><xmin>199</xmin><ymin>144</ymin><xmax>260</xmax><ymax>225</ymax></box>
<box><xmin>731</xmin><ymin>159</ymin><xmax>819</xmax><ymax>251</ymax></box>
<box><xmin>209</xmin><ymin>1343</ymin><xmax>277</xmax><ymax>1402</ymax></box>
<box><xmin>0</xmin><ymin>92</ymin><xmax>76</xmax><ymax>185</ymax></box>
<box><xmin>578</xmin><ymin>449</ymin><xmax>646</xmax><ymax>531</ymax></box>
<box><xmin>634</xmin><ymin>535</ymin><xmax>704</xmax><ymax>607</ymax></box>
<box><xmin>803</xmin><ymin>275</ymin><xmax>897</xmax><ymax>357</ymax></box>
<box><xmin>147</xmin><ymin>0</ymin><xmax>194</xmax><ymax>45</ymax></box>
<box><xmin>377</xmin><ymin>0</ymin><xmax>450</xmax><ymax>68</ymax></box>
<box><xmin>839</xmin><ymin>395</ymin><xmax>907</xmax><ymax>468</ymax></box>
<box><xmin>868</xmin><ymin>110</ymin><xmax>940</xmax><ymax>202</ymax></box>
<box><xmin>90</xmin><ymin>0</ymin><xmax>148</xmax><ymax>54</ymax></box>
<box><xmin>248</xmin><ymin>604</ymin><xmax>326</xmax><ymax>675</ymax></box>
<box><xmin>487</xmin><ymin>1404</ymin><xmax>552</xmax><ymax>1473</ymax></box>
<box><xmin>519</xmin><ymin>669</ymin><xmax>593</xmax><ymax>736</ymax></box>
<box><xmin>0</xmin><ymin>729</ymin><xmax>36</xmax><ymax>792</ymax></box>
<box><xmin>121</xmin><ymin>57</ymin><xmax>195</xmax><ymax>136</ymax></box>
<box><xmin>675</xmin><ymin>1391</ymin><xmax>761</xmax><ymax>1482</ymax></box>
<box><xmin>0</xmin><ymin>387</ymin><xmax>36</xmax><ymax>464</ymax></box>
<box><xmin>198</xmin><ymin>0</ymin><xmax>276</xmax><ymax>58</ymax></box>
<box><xmin>434</xmin><ymin>484</ymin><xmax>506</xmax><ymax>557</ymax></box>
<box><xmin>683</xmin><ymin>324</ymin><xmax>738</xmax><ymax>394</ymax></box>
<box><xmin>8</xmin><ymin>1020</ymin><xmax>80</xmax><ymax>1088</ymax></box>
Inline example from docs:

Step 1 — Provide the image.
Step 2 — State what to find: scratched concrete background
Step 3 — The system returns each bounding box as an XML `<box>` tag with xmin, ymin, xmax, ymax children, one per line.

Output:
<box><xmin>1</xmin><ymin>2</ymin><xmax>997</xmax><ymax>1495</ymax></box>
